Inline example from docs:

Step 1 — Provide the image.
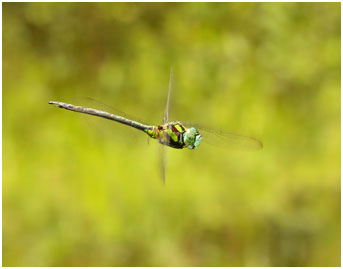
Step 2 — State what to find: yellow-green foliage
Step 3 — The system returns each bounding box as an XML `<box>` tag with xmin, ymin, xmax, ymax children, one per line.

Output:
<box><xmin>3</xmin><ymin>3</ymin><xmax>340</xmax><ymax>266</ymax></box>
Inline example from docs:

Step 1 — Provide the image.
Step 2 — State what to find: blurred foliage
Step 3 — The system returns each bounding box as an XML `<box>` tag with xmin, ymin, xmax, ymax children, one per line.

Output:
<box><xmin>3</xmin><ymin>2</ymin><xmax>340</xmax><ymax>266</ymax></box>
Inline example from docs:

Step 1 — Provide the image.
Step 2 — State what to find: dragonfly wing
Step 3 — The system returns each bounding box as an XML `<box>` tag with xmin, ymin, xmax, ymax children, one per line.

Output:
<box><xmin>159</xmin><ymin>144</ymin><xmax>167</xmax><ymax>184</ymax></box>
<box><xmin>163</xmin><ymin>68</ymin><xmax>173</xmax><ymax>124</ymax></box>
<box><xmin>182</xmin><ymin>122</ymin><xmax>263</xmax><ymax>151</ymax></box>
<box><xmin>69</xmin><ymin>96</ymin><xmax>151</xmax><ymax>126</ymax></box>
<box><xmin>159</xmin><ymin>68</ymin><xmax>173</xmax><ymax>183</ymax></box>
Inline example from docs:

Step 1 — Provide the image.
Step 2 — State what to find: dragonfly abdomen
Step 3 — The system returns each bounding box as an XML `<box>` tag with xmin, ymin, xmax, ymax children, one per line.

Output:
<box><xmin>48</xmin><ymin>101</ymin><xmax>153</xmax><ymax>133</ymax></box>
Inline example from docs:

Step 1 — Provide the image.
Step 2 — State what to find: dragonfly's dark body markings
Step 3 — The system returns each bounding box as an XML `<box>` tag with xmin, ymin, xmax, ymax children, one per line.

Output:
<box><xmin>147</xmin><ymin>121</ymin><xmax>188</xmax><ymax>149</ymax></box>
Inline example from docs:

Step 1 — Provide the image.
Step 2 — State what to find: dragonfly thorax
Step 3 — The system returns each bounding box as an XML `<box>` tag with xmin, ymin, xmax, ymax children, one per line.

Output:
<box><xmin>145</xmin><ymin>121</ymin><xmax>202</xmax><ymax>149</ymax></box>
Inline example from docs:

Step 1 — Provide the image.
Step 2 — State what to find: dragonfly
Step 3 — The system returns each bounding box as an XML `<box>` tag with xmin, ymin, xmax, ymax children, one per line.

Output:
<box><xmin>49</xmin><ymin>69</ymin><xmax>263</xmax><ymax>182</ymax></box>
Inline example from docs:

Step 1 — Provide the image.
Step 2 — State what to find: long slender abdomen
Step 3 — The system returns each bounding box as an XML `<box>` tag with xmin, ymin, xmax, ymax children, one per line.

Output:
<box><xmin>49</xmin><ymin>101</ymin><xmax>153</xmax><ymax>132</ymax></box>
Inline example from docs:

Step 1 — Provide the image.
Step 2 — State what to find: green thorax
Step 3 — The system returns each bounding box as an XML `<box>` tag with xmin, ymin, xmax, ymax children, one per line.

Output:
<box><xmin>145</xmin><ymin>121</ymin><xmax>202</xmax><ymax>149</ymax></box>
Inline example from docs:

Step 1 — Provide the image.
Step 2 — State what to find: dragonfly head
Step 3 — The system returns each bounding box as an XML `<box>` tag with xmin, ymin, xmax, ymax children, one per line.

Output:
<box><xmin>183</xmin><ymin>127</ymin><xmax>202</xmax><ymax>149</ymax></box>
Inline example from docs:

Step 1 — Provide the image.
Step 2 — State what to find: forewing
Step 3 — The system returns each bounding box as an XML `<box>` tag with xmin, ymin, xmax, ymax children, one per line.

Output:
<box><xmin>183</xmin><ymin>122</ymin><xmax>263</xmax><ymax>151</ymax></box>
<box><xmin>159</xmin><ymin>68</ymin><xmax>174</xmax><ymax>183</ymax></box>
<box><xmin>163</xmin><ymin>68</ymin><xmax>173</xmax><ymax>124</ymax></box>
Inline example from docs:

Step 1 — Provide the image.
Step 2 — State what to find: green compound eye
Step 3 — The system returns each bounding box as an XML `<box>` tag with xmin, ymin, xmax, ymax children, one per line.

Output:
<box><xmin>184</xmin><ymin>127</ymin><xmax>202</xmax><ymax>149</ymax></box>
<box><xmin>194</xmin><ymin>134</ymin><xmax>202</xmax><ymax>148</ymax></box>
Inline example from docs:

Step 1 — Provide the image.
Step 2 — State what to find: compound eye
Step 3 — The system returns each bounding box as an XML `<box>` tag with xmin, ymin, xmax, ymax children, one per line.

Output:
<box><xmin>194</xmin><ymin>134</ymin><xmax>202</xmax><ymax>148</ymax></box>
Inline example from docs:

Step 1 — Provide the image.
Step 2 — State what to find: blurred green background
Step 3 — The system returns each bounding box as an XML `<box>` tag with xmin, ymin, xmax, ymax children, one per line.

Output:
<box><xmin>3</xmin><ymin>3</ymin><xmax>340</xmax><ymax>266</ymax></box>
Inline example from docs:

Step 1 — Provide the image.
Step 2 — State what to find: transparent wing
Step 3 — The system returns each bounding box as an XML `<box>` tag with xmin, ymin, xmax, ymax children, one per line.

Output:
<box><xmin>163</xmin><ymin>68</ymin><xmax>173</xmax><ymax>124</ymax></box>
<box><xmin>70</xmin><ymin>97</ymin><xmax>151</xmax><ymax>126</ymax></box>
<box><xmin>159</xmin><ymin>68</ymin><xmax>174</xmax><ymax>184</ymax></box>
<box><xmin>159</xmin><ymin>143</ymin><xmax>167</xmax><ymax>184</ymax></box>
<box><xmin>183</xmin><ymin>122</ymin><xmax>263</xmax><ymax>151</ymax></box>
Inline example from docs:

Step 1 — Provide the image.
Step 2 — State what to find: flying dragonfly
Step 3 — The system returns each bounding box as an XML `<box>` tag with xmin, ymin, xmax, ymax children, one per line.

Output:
<box><xmin>49</xmin><ymin>69</ymin><xmax>263</xmax><ymax>182</ymax></box>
